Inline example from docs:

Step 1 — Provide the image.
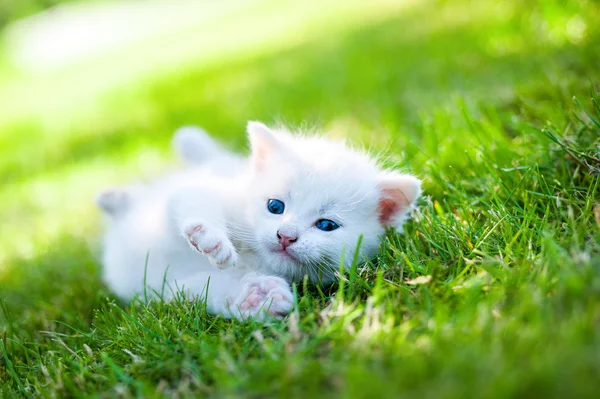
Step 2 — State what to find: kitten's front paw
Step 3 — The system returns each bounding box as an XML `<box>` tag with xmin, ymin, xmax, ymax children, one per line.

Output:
<box><xmin>184</xmin><ymin>223</ymin><xmax>237</xmax><ymax>268</ymax></box>
<box><xmin>229</xmin><ymin>274</ymin><xmax>294</xmax><ymax>320</ymax></box>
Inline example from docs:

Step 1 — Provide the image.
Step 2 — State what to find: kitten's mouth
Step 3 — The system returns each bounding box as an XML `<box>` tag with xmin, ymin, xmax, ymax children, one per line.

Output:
<box><xmin>272</xmin><ymin>248</ymin><xmax>299</xmax><ymax>262</ymax></box>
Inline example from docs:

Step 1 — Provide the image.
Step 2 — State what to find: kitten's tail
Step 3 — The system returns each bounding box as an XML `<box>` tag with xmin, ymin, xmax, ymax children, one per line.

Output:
<box><xmin>96</xmin><ymin>188</ymin><xmax>132</xmax><ymax>218</ymax></box>
<box><xmin>172</xmin><ymin>126</ymin><xmax>220</xmax><ymax>165</ymax></box>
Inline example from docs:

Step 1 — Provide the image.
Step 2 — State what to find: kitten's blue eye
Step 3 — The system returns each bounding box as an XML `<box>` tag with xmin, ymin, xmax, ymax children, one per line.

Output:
<box><xmin>267</xmin><ymin>199</ymin><xmax>285</xmax><ymax>214</ymax></box>
<box><xmin>315</xmin><ymin>219</ymin><xmax>340</xmax><ymax>232</ymax></box>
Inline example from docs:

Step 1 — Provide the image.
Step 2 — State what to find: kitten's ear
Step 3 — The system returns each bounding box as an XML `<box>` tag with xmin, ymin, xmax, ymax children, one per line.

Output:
<box><xmin>377</xmin><ymin>172</ymin><xmax>422</xmax><ymax>231</ymax></box>
<box><xmin>247</xmin><ymin>121</ymin><xmax>281</xmax><ymax>168</ymax></box>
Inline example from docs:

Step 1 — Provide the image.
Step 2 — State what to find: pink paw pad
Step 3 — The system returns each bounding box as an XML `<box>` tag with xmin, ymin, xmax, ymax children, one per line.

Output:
<box><xmin>264</xmin><ymin>279</ymin><xmax>280</xmax><ymax>290</ymax></box>
<box><xmin>202</xmin><ymin>242</ymin><xmax>221</xmax><ymax>254</ymax></box>
<box><xmin>231</xmin><ymin>276</ymin><xmax>294</xmax><ymax>320</ymax></box>
<box><xmin>216</xmin><ymin>252</ymin><xmax>232</xmax><ymax>266</ymax></box>
<box><xmin>185</xmin><ymin>224</ymin><xmax>204</xmax><ymax>238</ymax></box>
<box><xmin>185</xmin><ymin>225</ymin><xmax>205</xmax><ymax>249</ymax></box>
<box><xmin>271</xmin><ymin>293</ymin><xmax>284</xmax><ymax>301</ymax></box>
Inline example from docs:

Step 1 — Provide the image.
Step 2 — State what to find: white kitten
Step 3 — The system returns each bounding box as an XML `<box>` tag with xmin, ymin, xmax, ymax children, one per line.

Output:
<box><xmin>96</xmin><ymin>122</ymin><xmax>421</xmax><ymax>320</ymax></box>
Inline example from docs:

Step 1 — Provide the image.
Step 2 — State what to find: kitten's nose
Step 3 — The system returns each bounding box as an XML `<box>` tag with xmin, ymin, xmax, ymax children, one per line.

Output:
<box><xmin>277</xmin><ymin>231</ymin><xmax>298</xmax><ymax>250</ymax></box>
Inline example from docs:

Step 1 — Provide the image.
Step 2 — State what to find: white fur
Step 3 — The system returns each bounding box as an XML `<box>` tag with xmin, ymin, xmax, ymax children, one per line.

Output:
<box><xmin>97</xmin><ymin>122</ymin><xmax>421</xmax><ymax>320</ymax></box>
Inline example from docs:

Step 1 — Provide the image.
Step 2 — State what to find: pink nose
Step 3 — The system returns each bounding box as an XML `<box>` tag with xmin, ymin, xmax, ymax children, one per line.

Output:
<box><xmin>277</xmin><ymin>231</ymin><xmax>298</xmax><ymax>250</ymax></box>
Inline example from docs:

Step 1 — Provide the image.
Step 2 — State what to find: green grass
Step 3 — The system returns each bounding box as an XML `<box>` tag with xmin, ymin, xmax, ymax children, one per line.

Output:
<box><xmin>1</xmin><ymin>0</ymin><xmax>600</xmax><ymax>397</ymax></box>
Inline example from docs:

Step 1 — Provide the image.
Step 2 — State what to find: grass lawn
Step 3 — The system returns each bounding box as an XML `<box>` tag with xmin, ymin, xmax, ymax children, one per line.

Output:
<box><xmin>1</xmin><ymin>0</ymin><xmax>599</xmax><ymax>397</ymax></box>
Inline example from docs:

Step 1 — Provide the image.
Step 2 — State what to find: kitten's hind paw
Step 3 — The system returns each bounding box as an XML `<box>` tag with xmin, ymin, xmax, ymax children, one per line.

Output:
<box><xmin>184</xmin><ymin>223</ymin><xmax>238</xmax><ymax>268</ymax></box>
<box><xmin>229</xmin><ymin>274</ymin><xmax>294</xmax><ymax>321</ymax></box>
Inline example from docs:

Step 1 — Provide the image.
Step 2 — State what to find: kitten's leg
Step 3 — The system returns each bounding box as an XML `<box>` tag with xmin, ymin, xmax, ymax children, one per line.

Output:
<box><xmin>174</xmin><ymin>270</ymin><xmax>294</xmax><ymax>320</ymax></box>
<box><xmin>168</xmin><ymin>187</ymin><xmax>238</xmax><ymax>268</ymax></box>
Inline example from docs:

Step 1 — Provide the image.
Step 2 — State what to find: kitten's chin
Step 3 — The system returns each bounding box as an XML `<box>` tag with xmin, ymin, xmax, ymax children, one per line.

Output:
<box><xmin>260</xmin><ymin>246</ymin><xmax>337</xmax><ymax>286</ymax></box>
<box><xmin>276</xmin><ymin>251</ymin><xmax>338</xmax><ymax>285</ymax></box>
<box><xmin>271</xmin><ymin>249</ymin><xmax>305</xmax><ymax>271</ymax></box>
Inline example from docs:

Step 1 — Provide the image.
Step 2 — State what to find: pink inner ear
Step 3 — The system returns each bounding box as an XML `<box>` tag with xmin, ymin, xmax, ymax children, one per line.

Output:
<box><xmin>253</xmin><ymin>147</ymin><xmax>268</xmax><ymax>169</ymax></box>
<box><xmin>377</xmin><ymin>188</ymin><xmax>410</xmax><ymax>224</ymax></box>
<box><xmin>252</xmin><ymin>143</ymin><xmax>275</xmax><ymax>170</ymax></box>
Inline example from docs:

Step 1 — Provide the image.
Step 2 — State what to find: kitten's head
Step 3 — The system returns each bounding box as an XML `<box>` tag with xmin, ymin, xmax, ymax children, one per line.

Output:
<box><xmin>243</xmin><ymin>122</ymin><xmax>421</xmax><ymax>285</ymax></box>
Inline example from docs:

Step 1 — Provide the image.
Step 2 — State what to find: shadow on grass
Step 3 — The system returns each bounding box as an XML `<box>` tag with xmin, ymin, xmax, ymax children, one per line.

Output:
<box><xmin>0</xmin><ymin>234</ymin><xmax>108</xmax><ymax>336</ymax></box>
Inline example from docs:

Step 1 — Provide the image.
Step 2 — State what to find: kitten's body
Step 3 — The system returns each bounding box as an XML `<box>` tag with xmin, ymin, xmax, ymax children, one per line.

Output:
<box><xmin>98</xmin><ymin>123</ymin><xmax>421</xmax><ymax>320</ymax></box>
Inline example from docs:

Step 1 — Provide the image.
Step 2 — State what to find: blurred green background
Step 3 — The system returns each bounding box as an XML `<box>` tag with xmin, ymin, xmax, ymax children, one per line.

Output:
<box><xmin>0</xmin><ymin>0</ymin><xmax>599</xmax><ymax>396</ymax></box>
<box><xmin>0</xmin><ymin>0</ymin><xmax>76</xmax><ymax>27</ymax></box>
